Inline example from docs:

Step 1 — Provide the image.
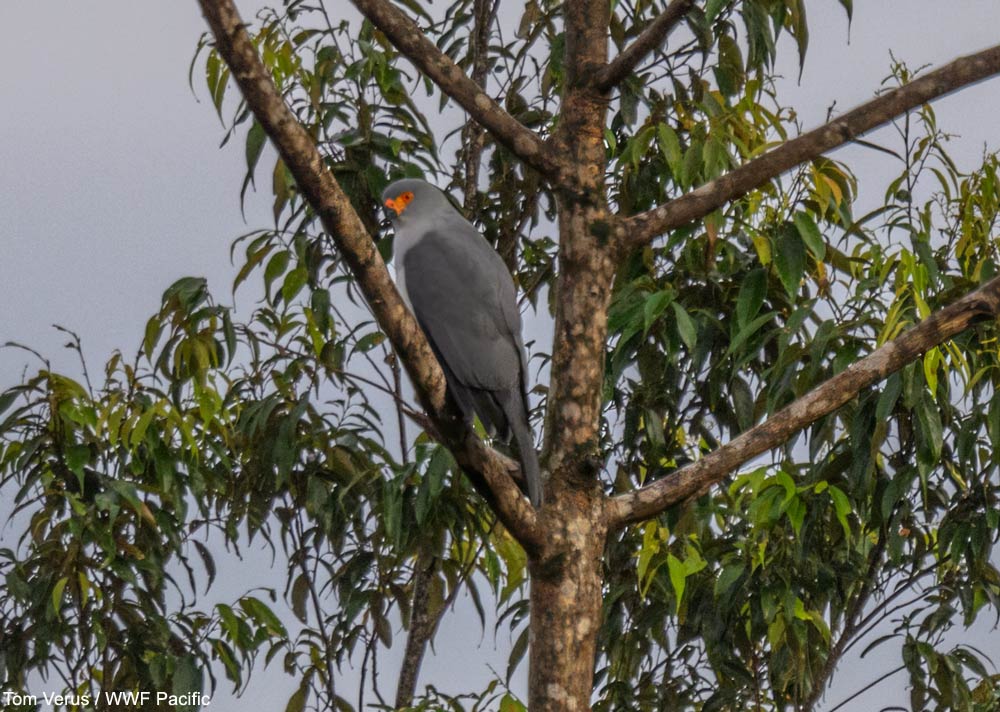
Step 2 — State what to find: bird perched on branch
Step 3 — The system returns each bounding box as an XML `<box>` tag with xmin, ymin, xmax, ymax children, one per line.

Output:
<box><xmin>382</xmin><ymin>178</ymin><xmax>542</xmax><ymax>508</ymax></box>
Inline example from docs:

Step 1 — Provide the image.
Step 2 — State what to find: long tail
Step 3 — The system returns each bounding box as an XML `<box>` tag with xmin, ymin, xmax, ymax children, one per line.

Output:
<box><xmin>498</xmin><ymin>389</ymin><xmax>542</xmax><ymax>508</ymax></box>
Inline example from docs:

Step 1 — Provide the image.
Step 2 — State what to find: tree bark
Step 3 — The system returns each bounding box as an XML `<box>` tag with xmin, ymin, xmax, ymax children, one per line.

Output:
<box><xmin>528</xmin><ymin>1</ymin><xmax>616</xmax><ymax>709</ymax></box>
<box><xmin>197</xmin><ymin>0</ymin><xmax>544</xmax><ymax>551</ymax></box>
<box><xmin>528</xmin><ymin>482</ymin><xmax>609</xmax><ymax>711</ymax></box>
<box><xmin>619</xmin><ymin>43</ymin><xmax>1000</xmax><ymax>248</ymax></box>
<box><xmin>592</xmin><ymin>0</ymin><xmax>693</xmax><ymax>91</ymax></box>
<box><xmin>350</xmin><ymin>0</ymin><xmax>561</xmax><ymax>178</ymax></box>
<box><xmin>607</xmin><ymin>274</ymin><xmax>1000</xmax><ymax>527</ymax></box>
<box><xmin>196</xmin><ymin>2</ymin><xmax>1000</xmax><ymax>709</ymax></box>
<box><xmin>394</xmin><ymin>548</ymin><xmax>438</xmax><ymax>708</ymax></box>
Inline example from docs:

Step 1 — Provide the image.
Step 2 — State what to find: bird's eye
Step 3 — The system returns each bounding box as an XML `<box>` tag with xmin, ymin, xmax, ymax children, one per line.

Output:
<box><xmin>401</xmin><ymin>191</ymin><xmax>414</xmax><ymax>204</ymax></box>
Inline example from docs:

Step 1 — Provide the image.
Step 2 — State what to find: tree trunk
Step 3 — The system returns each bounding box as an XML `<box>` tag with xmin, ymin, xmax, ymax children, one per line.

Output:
<box><xmin>528</xmin><ymin>480</ymin><xmax>608</xmax><ymax>711</ymax></box>
<box><xmin>526</xmin><ymin>2</ymin><xmax>615</xmax><ymax>708</ymax></box>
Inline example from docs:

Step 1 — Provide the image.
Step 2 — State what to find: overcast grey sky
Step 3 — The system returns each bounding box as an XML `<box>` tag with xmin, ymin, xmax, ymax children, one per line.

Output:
<box><xmin>3</xmin><ymin>1</ymin><xmax>1000</xmax><ymax>710</ymax></box>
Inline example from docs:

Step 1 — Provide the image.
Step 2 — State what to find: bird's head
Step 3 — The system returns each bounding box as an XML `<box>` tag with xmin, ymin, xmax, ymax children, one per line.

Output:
<box><xmin>380</xmin><ymin>179</ymin><xmax>451</xmax><ymax>225</ymax></box>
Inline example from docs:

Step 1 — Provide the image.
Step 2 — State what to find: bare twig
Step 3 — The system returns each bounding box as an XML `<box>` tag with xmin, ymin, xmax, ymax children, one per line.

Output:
<box><xmin>825</xmin><ymin>664</ymin><xmax>906</xmax><ymax>712</ymax></box>
<box><xmin>593</xmin><ymin>0</ymin><xmax>694</xmax><ymax>91</ymax></box>
<box><xmin>619</xmin><ymin>44</ymin><xmax>1000</xmax><ymax>248</ymax></box>
<box><xmin>349</xmin><ymin>0</ymin><xmax>560</xmax><ymax>178</ymax></box>
<box><xmin>461</xmin><ymin>0</ymin><xmax>499</xmax><ymax>213</ymax></box>
<box><xmin>197</xmin><ymin>0</ymin><xmax>543</xmax><ymax>551</ymax></box>
<box><xmin>391</xmin><ymin>352</ymin><xmax>410</xmax><ymax>464</ymax></box>
<box><xmin>606</xmin><ymin>274</ymin><xmax>1000</xmax><ymax>527</ymax></box>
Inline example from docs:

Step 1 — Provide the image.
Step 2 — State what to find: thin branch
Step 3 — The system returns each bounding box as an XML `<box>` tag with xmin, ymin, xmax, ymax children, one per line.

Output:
<box><xmin>391</xmin><ymin>353</ymin><xmax>410</xmax><ymax>464</ymax></box>
<box><xmin>593</xmin><ymin>0</ymin><xmax>694</xmax><ymax>91</ymax></box>
<box><xmin>395</xmin><ymin>547</ymin><xmax>438</xmax><ymax>707</ymax></box>
<box><xmin>606</xmin><ymin>274</ymin><xmax>1000</xmax><ymax>528</ymax></box>
<box><xmin>197</xmin><ymin>0</ymin><xmax>543</xmax><ymax>552</ymax></box>
<box><xmin>826</xmin><ymin>664</ymin><xmax>906</xmax><ymax>712</ymax></box>
<box><xmin>460</xmin><ymin>0</ymin><xmax>499</xmax><ymax>213</ymax></box>
<box><xmin>801</xmin><ymin>534</ymin><xmax>886</xmax><ymax>711</ymax></box>
<box><xmin>618</xmin><ymin>44</ymin><xmax>1000</xmax><ymax>248</ymax></box>
<box><xmin>841</xmin><ymin>560</ymin><xmax>941</xmax><ymax>657</ymax></box>
<box><xmin>349</xmin><ymin>0</ymin><xmax>561</xmax><ymax>179</ymax></box>
<box><xmin>291</xmin><ymin>511</ymin><xmax>338</xmax><ymax>709</ymax></box>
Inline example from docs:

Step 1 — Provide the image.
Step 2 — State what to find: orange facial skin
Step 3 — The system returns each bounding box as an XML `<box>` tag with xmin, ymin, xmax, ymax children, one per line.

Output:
<box><xmin>384</xmin><ymin>190</ymin><xmax>414</xmax><ymax>216</ymax></box>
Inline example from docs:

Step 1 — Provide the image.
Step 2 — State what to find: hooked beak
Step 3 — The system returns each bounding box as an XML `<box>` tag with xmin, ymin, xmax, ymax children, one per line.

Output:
<box><xmin>383</xmin><ymin>198</ymin><xmax>403</xmax><ymax>218</ymax></box>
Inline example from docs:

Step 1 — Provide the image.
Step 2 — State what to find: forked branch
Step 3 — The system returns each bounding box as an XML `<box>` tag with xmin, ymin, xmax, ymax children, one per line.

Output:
<box><xmin>606</xmin><ymin>275</ymin><xmax>1000</xmax><ymax>528</ymax></box>
<box><xmin>619</xmin><ymin>44</ymin><xmax>1000</xmax><ymax>248</ymax></box>
<box><xmin>593</xmin><ymin>0</ymin><xmax>694</xmax><ymax>91</ymax></box>
<box><xmin>197</xmin><ymin>0</ymin><xmax>543</xmax><ymax>550</ymax></box>
<box><xmin>350</xmin><ymin>0</ymin><xmax>561</xmax><ymax>178</ymax></box>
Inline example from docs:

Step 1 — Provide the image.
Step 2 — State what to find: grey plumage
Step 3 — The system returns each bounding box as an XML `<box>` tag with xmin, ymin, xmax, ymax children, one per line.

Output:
<box><xmin>382</xmin><ymin>178</ymin><xmax>542</xmax><ymax>507</ymax></box>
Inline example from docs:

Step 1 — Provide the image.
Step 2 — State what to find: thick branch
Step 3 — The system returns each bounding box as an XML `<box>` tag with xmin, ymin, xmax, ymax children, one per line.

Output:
<box><xmin>607</xmin><ymin>275</ymin><xmax>1000</xmax><ymax>528</ymax></box>
<box><xmin>619</xmin><ymin>44</ymin><xmax>1000</xmax><ymax>248</ymax></box>
<box><xmin>197</xmin><ymin>0</ymin><xmax>543</xmax><ymax>551</ymax></box>
<box><xmin>592</xmin><ymin>0</ymin><xmax>693</xmax><ymax>91</ymax></box>
<box><xmin>349</xmin><ymin>0</ymin><xmax>560</xmax><ymax>179</ymax></box>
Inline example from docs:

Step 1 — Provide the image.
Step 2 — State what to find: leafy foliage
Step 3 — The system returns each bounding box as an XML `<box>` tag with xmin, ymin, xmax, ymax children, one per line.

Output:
<box><xmin>598</xmin><ymin>59</ymin><xmax>1000</xmax><ymax>710</ymax></box>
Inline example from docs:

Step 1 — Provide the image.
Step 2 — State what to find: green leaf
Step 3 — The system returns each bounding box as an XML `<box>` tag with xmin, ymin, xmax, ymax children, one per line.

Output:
<box><xmin>65</xmin><ymin>444</ymin><xmax>90</xmax><ymax>477</ymax></box>
<box><xmin>281</xmin><ymin>267</ymin><xmax>309</xmax><ymax>304</ymax></box>
<box><xmin>637</xmin><ymin>521</ymin><xmax>662</xmax><ymax>595</ymax></box>
<box><xmin>143</xmin><ymin>316</ymin><xmax>163</xmax><ymax>360</ymax></box>
<box><xmin>627</xmin><ymin>125</ymin><xmax>655</xmax><ymax>169</ymax></box>
<box><xmin>828</xmin><ymin>485</ymin><xmax>852</xmax><ymax>539</ymax></box>
<box><xmin>240</xmin><ymin>596</ymin><xmax>288</xmax><ymax>638</ymax></box>
<box><xmin>725</xmin><ymin>311</ymin><xmax>776</xmax><ymax>357</ymax></box>
<box><xmin>291</xmin><ymin>573</ymin><xmax>310</xmax><ymax>624</ymax></box>
<box><xmin>657</xmin><ymin>124</ymin><xmax>683</xmax><ymax>181</ymax></box>
<box><xmin>193</xmin><ymin>541</ymin><xmax>216</xmax><ymax>594</ymax></box>
<box><xmin>213</xmin><ymin>639</ymin><xmax>241</xmax><ymax>685</ymax></box>
<box><xmin>0</xmin><ymin>390</ymin><xmax>20</xmax><ymax>418</ymax></box>
<box><xmin>915</xmin><ymin>395</ymin><xmax>943</xmax><ymax>462</ymax></box>
<box><xmin>793</xmin><ymin>211</ymin><xmax>826</xmax><ymax>259</ymax></box>
<box><xmin>373</xmin><ymin>608</ymin><xmax>393</xmax><ymax>647</ymax></box>
<box><xmin>233</xmin><ymin>240</ymin><xmax>274</xmax><ymax>293</ymax></box>
<box><xmin>51</xmin><ymin>576</ymin><xmax>68</xmax><ymax>616</ymax></box>
<box><xmin>285</xmin><ymin>677</ymin><xmax>308</xmax><ymax>712</ymax></box>
<box><xmin>681</xmin><ymin>139</ymin><xmax>703</xmax><ymax>189</ymax></box>
<box><xmin>507</xmin><ymin>626</ymin><xmax>530</xmax><ymax>683</ymax></box>
<box><xmin>705</xmin><ymin>0</ymin><xmax>728</xmax><ymax>22</ymax></box>
<box><xmin>715</xmin><ymin>563</ymin><xmax>744</xmax><ymax>599</ymax></box>
<box><xmin>774</xmin><ymin>225</ymin><xmax>806</xmax><ymax>296</ymax></box>
<box><xmin>671</xmin><ymin>302</ymin><xmax>698</xmax><ymax>350</ymax></box>
<box><xmin>643</xmin><ymin>290</ymin><xmax>673</xmax><ymax>334</ymax></box>
<box><xmin>244</xmin><ymin>120</ymin><xmax>267</xmax><ymax>188</ymax></box>
<box><xmin>164</xmin><ymin>277</ymin><xmax>209</xmax><ymax>312</ymax></box>
<box><xmin>922</xmin><ymin>347</ymin><xmax>941</xmax><ymax>397</ymax></box>
<box><xmin>737</xmin><ymin>268</ymin><xmax>767</xmax><ymax>328</ymax></box>
<box><xmin>838</xmin><ymin>0</ymin><xmax>853</xmax><ymax>23</ymax></box>
<box><xmin>264</xmin><ymin>250</ymin><xmax>290</xmax><ymax>299</ymax></box>
<box><xmin>786</xmin><ymin>496</ymin><xmax>806</xmax><ymax>535</ymax></box>
<box><xmin>667</xmin><ymin>554</ymin><xmax>686</xmax><ymax>610</ymax></box>
<box><xmin>355</xmin><ymin>331</ymin><xmax>386</xmax><ymax>353</ymax></box>
<box><xmin>172</xmin><ymin>656</ymin><xmax>202</xmax><ymax>712</ymax></box>
<box><xmin>876</xmin><ymin>372</ymin><xmax>902</xmax><ymax>422</ymax></box>
<box><xmin>500</xmin><ymin>693</ymin><xmax>527</xmax><ymax>712</ymax></box>
<box><xmin>988</xmin><ymin>393</ymin><xmax>1000</xmax><ymax>449</ymax></box>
